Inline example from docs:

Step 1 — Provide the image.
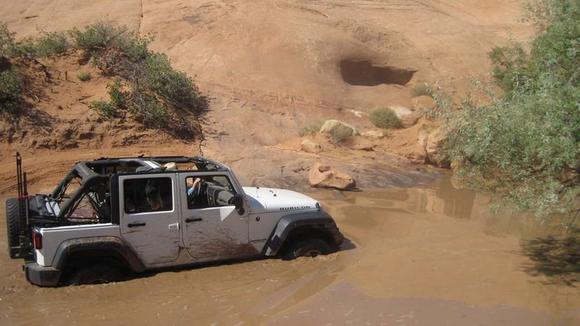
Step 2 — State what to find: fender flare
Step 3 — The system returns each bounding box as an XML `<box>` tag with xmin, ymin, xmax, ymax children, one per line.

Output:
<box><xmin>52</xmin><ymin>236</ymin><xmax>145</xmax><ymax>273</ymax></box>
<box><xmin>263</xmin><ymin>211</ymin><xmax>343</xmax><ymax>256</ymax></box>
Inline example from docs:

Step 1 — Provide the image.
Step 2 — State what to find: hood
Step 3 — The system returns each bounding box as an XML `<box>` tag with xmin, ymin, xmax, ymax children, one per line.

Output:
<box><xmin>242</xmin><ymin>187</ymin><xmax>319</xmax><ymax>214</ymax></box>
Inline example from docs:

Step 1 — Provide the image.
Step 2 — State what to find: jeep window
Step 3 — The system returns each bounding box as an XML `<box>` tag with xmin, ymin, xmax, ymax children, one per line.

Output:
<box><xmin>185</xmin><ymin>175</ymin><xmax>236</xmax><ymax>209</ymax></box>
<box><xmin>124</xmin><ymin>178</ymin><xmax>173</xmax><ymax>214</ymax></box>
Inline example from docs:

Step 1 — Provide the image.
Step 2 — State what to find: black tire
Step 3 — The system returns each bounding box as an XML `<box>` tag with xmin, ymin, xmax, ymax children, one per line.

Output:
<box><xmin>68</xmin><ymin>264</ymin><xmax>124</xmax><ymax>285</ymax></box>
<box><xmin>284</xmin><ymin>238</ymin><xmax>332</xmax><ymax>260</ymax></box>
<box><xmin>5</xmin><ymin>198</ymin><xmax>22</xmax><ymax>259</ymax></box>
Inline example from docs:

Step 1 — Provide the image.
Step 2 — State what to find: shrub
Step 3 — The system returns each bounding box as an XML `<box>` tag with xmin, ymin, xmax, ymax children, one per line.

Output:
<box><xmin>70</xmin><ymin>22</ymin><xmax>124</xmax><ymax>54</ymax></box>
<box><xmin>143</xmin><ymin>53</ymin><xmax>203</xmax><ymax>112</ymax></box>
<box><xmin>77</xmin><ymin>71</ymin><xmax>92</xmax><ymax>81</ymax></box>
<box><xmin>88</xmin><ymin>100</ymin><xmax>116</xmax><ymax>117</ymax></box>
<box><xmin>131</xmin><ymin>92</ymin><xmax>169</xmax><ymax>128</ymax></box>
<box><xmin>0</xmin><ymin>68</ymin><xmax>23</xmax><ymax>114</ymax></box>
<box><xmin>33</xmin><ymin>32</ymin><xmax>69</xmax><ymax>57</ymax></box>
<box><xmin>70</xmin><ymin>22</ymin><xmax>151</xmax><ymax>61</ymax></box>
<box><xmin>369</xmin><ymin>108</ymin><xmax>402</xmax><ymax>129</ymax></box>
<box><xmin>0</xmin><ymin>23</ymin><xmax>16</xmax><ymax>57</ymax></box>
<box><xmin>411</xmin><ymin>83</ymin><xmax>432</xmax><ymax>97</ymax></box>
<box><xmin>107</xmin><ymin>79</ymin><xmax>128</xmax><ymax>109</ymax></box>
<box><xmin>446</xmin><ymin>0</ymin><xmax>580</xmax><ymax>215</ymax></box>
<box><xmin>299</xmin><ymin>121</ymin><xmax>323</xmax><ymax>136</ymax></box>
<box><xmin>328</xmin><ymin>125</ymin><xmax>353</xmax><ymax>143</ymax></box>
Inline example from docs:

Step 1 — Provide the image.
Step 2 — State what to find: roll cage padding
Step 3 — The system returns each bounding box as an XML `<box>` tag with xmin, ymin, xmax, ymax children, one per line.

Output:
<box><xmin>51</xmin><ymin>236</ymin><xmax>145</xmax><ymax>272</ymax></box>
<box><xmin>263</xmin><ymin>211</ymin><xmax>344</xmax><ymax>256</ymax></box>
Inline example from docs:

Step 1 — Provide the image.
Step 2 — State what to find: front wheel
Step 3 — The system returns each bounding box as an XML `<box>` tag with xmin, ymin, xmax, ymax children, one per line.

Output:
<box><xmin>284</xmin><ymin>238</ymin><xmax>332</xmax><ymax>260</ymax></box>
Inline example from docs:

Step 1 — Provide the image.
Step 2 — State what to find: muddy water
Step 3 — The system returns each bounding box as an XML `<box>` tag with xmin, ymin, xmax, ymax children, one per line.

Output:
<box><xmin>0</xmin><ymin>177</ymin><xmax>578</xmax><ymax>325</ymax></box>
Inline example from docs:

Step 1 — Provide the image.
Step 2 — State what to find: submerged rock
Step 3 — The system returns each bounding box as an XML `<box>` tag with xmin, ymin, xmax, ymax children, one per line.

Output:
<box><xmin>309</xmin><ymin>163</ymin><xmax>356</xmax><ymax>190</ymax></box>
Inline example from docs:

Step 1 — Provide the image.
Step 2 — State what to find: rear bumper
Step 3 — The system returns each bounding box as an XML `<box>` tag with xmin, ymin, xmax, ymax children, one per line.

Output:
<box><xmin>24</xmin><ymin>262</ymin><xmax>61</xmax><ymax>287</ymax></box>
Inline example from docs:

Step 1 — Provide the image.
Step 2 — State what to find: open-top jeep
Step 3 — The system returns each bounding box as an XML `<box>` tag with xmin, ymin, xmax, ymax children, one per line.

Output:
<box><xmin>6</xmin><ymin>154</ymin><xmax>343</xmax><ymax>286</ymax></box>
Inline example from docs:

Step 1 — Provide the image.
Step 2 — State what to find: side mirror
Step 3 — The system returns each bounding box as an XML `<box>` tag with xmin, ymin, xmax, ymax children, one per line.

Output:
<box><xmin>232</xmin><ymin>194</ymin><xmax>245</xmax><ymax>215</ymax></box>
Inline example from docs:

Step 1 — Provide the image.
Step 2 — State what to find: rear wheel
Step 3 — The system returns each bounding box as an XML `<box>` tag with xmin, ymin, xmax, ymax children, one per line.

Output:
<box><xmin>5</xmin><ymin>198</ymin><xmax>23</xmax><ymax>259</ymax></box>
<box><xmin>68</xmin><ymin>264</ymin><xmax>125</xmax><ymax>285</ymax></box>
<box><xmin>284</xmin><ymin>238</ymin><xmax>332</xmax><ymax>260</ymax></box>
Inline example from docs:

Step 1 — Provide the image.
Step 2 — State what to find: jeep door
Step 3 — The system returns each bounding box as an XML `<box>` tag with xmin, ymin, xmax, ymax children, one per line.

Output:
<box><xmin>119</xmin><ymin>174</ymin><xmax>181</xmax><ymax>267</ymax></box>
<box><xmin>179</xmin><ymin>173</ymin><xmax>253</xmax><ymax>262</ymax></box>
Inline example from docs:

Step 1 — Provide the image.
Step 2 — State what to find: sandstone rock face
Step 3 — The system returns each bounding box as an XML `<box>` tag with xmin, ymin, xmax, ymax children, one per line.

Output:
<box><xmin>319</xmin><ymin>120</ymin><xmax>357</xmax><ymax>137</ymax></box>
<box><xmin>361</xmin><ymin>130</ymin><xmax>385</xmax><ymax>139</ymax></box>
<box><xmin>301</xmin><ymin>139</ymin><xmax>322</xmax><ymax>153</ymax></box>
<box><xmin>389</xmin><ymin>106</ymin><xmax>421</xmax><ymax>128</ymax></box>
<box><xmin>309</xmin><ymin>163</ymin><xmax>356</xmax><ymax>190</ymax></box>
<box><xmin>413</xmin><ymin>95</ymin><xmax>436</xmax><ymax>112</ymax></box>
<box><xmin>424</xmin><ymin>126</ymin><xmax>449</xmax><ymax>167</ymax></box>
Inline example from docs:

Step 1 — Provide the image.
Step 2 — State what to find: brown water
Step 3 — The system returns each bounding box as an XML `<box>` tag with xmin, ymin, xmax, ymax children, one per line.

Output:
<box><xmin>0</xmin><ymin>177</ymin><xmax>578</xmax><ymax>325</ymax></box>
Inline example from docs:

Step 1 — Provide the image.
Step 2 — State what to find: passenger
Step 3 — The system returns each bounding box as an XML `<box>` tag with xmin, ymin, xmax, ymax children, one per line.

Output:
<box><xmin>145</xmin><ymin>180</ymin><xmax>164</xmax><ymax>211</ymax></box>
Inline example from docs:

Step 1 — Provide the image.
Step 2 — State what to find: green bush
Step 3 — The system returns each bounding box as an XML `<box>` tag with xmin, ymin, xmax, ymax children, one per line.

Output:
<box><xmin>77</xmin><ymin>71</ymin><xmax>92</xmax><ymax>81</ymax></box>
<box><xmin>88</xmin><ymin>100</ymin><xmax>116</xmax><ymax>117</ymax></box>
<box><xmin>33</xmin><ymin>32</ymin><xmax>69</xmax><ymax>57</ymax></box>
<box><xmin>0</xmin><ymin>21</ymin><xmax>206</xmax><ymax>136</ymax></box>
<box><xmin>143</xmin><ymin>53</ymin><xmax>203</xmax><ymax>112</ymax></box>
<box><xmin>411</xmin><ymin>83</ymin><xmax>432</xmax><ymax>97</ymax></box>
<box><xmin>299</xmin><ymin>121</ymin><xmax>323</xmax><ymax>136</ymax></box>
<box><xmin>1</xmin><ymin>24</ymin><xmax>69</xmax><ymax>58</ymax></box>
<box><xmin>0</xmin><ymin>68</ymin><xmax>23</xmax><ymax>114</ymax></box>
<box><xmin>70</xmin><ymin>22</ymin><xmax>150</xmax><ymax>61</ymax></box>
<box><xmin>131</xmin><ymin>92</ymin><xmax>169</xmax><ymax>128</ymax></box>
<box><xmin>0</xmin><ymin>23</ymin><xmax>21</xmax><ymax>57</ymax></box>
<box><xmin>369</xmin><ymin>108</ymin><xmax>402</xmax><ymax>129</ymax></box>
<box><xmin>328</xmin><ymin>125</ymin><xmax>353</xmax><ymax>143</ymax></box>
<box><xmin>70</xmin><ymin>22</ymin><xmax>124</xmax><ymax>54</ymax></box>
<box><xmin>446</xmin><ymin>0</ymin><xmax>579</xmax><ymax>215</ymax></box>
<box><xmin>107</xmin><ymin>79</ymin><xmax>128</xmax><ymax>109</ymax></box>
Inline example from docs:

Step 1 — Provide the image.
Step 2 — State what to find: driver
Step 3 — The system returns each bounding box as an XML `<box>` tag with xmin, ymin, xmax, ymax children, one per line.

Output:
<box><xmin>187</xmin><ymin>177</ymin><xmax>202</xmax><ymax>205</ymax></box>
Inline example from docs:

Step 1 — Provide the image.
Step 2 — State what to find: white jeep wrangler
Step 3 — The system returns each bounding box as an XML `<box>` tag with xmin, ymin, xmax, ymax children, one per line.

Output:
<box><xmin>6</xmin><ymin>154</ymin><xmax>343</xmax><ymax>286</ymax></box>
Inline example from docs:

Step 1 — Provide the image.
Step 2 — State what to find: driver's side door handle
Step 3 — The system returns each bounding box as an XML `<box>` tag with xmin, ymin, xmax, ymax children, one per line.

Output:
<box><xmin>185</xmin><ymin>217</ymin><xmax>203</xmax><ymax>223</ymax></box>
<box><xmin>128</xmin><ymin>222</ymin><xmax>146</xmax><ymax>227</ymax></box>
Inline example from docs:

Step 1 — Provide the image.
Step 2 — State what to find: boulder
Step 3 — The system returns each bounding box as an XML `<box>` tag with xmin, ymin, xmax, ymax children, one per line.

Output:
<box><xmin>413</xmin><ymin>95</ymin><xmax>436</xmax><ymax>112</ymax></box>
<box><xmin>361</xmin><ymin>130</ymin><xmax>385</xmax><ymax>139</ymax></box>
<box><xmin>319</xmin><ymin>120</ymin><xmax>357</xmax><ymax>137</ymax></box>
<box><xmin>309</xmin><ymin>163</ymin><xmax>356</xmax><ymax>190</ymax></box>
<box><xmin>301</xmin><ymin>139</ymin><xmax>322</xmax><ymax>154</ymax></box>
<box><xmin>389</xmin><ymin>105</ymin><xmax>421</xmax><ymax>128</ymax></box>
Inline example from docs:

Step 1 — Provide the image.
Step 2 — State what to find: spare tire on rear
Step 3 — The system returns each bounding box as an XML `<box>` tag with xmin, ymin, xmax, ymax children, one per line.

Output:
<box><xmin>5</xmin><ymin>198</ymin><xmax>23</xmax><ymax>259</ymax></box>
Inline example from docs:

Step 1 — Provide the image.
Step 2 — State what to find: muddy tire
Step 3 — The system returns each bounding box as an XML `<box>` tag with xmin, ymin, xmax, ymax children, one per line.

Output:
<box><xmin>68</xmin><ymin>265</ymin><xmax>124</xmax><ymax>285</ymax></box>
<box><xmin>5</xmin><ymin>198</ymin><xmax>22</xmax><ymax>259</ymax></box>
<box><xmin>284</xmin><ymin>238</ymin><xmax>332</xmax><ymax>260</ymax></box>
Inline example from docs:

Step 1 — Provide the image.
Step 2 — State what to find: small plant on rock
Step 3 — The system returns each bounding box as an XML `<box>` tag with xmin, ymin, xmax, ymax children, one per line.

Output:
<box><xmin>369</xmin><ymin>108</ymin><xmax>402</xmax><ymax>129</ymax></box>
<box><xmin>77</xmin><ymin>71</ymin><xmax>92</xmax><ymax>82</ymax></box>
<box><xmin>299</xmin><ymin>120</ymin><xmax>323</xmax><ymax>137</ymax></box>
